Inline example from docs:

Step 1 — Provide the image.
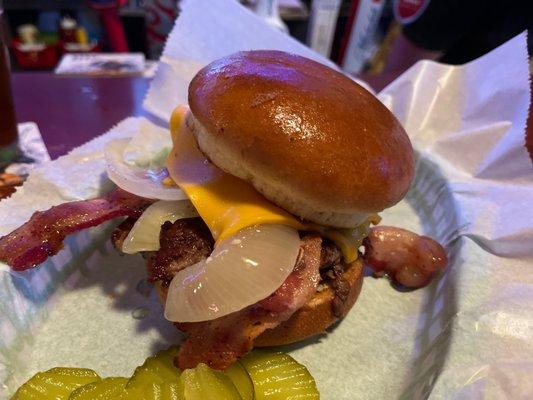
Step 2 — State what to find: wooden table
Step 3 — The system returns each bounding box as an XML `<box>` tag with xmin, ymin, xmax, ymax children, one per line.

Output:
<box><xmin>12</xmin><ymin>73</ymin><xmax>150</xmax><ymax>160</ymax></box>
<box><xmin>11</xmin><ymin>72</ymin><xmax>533</xmax><ymax>161</ymax></box>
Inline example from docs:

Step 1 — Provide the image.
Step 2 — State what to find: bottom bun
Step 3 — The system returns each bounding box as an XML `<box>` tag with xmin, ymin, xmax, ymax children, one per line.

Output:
<box><xmin>154</xmin><ymin>258</ymin><xmax>364</xmax><ymax>347</ymax></box>
<box><xmin>255</xmin><ymin>259</ymin><xmax>363</xmax><ymax>346</ymax></box>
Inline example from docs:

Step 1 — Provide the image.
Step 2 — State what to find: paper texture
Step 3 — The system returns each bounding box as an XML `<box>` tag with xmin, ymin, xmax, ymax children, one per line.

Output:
<box><xmin>5</xmin><ymin>122</ymin><xmax>51</xmax><ymax>177</ymax></box>
<box><xmin>0</xmin><ymin>119</ymin><xmax>184</xmax><ymax>397</ymax></box>
<box><xmin>1</xmin><ymin>0</ymin><xmax>532</xmax><ymax>398</ymax></box>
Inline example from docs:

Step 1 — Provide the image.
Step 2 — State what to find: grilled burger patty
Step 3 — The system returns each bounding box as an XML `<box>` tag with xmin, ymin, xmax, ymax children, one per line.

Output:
<box><xmin>111</xmin><ymin>217</ymin><xmax>352</xmax><ymax>316</ymax></box>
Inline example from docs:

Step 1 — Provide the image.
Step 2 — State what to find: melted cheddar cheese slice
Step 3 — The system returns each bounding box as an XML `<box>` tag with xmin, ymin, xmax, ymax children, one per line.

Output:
<box><xmin>167</xmin><ymin>106</ymin><xmax>303</xmax><ymax>242</ymax></box>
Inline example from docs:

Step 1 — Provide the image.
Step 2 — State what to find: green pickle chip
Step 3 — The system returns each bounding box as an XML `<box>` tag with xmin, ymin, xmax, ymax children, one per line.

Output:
<box><xmin>181</xmin><ymin>363</ymin><xmax>241</xmax><ymax>400</ymax></box>
<box><xmin>68</xmin><ymin>377</ymin><xmax>128</xmax><ymax>399</ymax></box>
<box><xmin>126</xmin><ymin>346</ymin><xmax>182</xmax><ymax>396</ymax></box>
<box><xmin>225</xmin><ymin>361</ymin><xmax>254</xmax><ymax>400</ymax></box>
<box><xmin>241</xmin><ymin>350</ymin><xmax>320</xmax><ymax>400</ymax></box>
<box><xmin>12</xmin><ymin>367</ymin><xmax>100</xmax><ymax>400</ymax></box>
<box><xmin>159</xmin><ymin>381</ymin><xmax>185</xmax><ymax>400</ymax></box>
<box><xmin>124</xmin><ymin>346</ymin><xmax>186</xmax><ymax>399</ymax></box>
<box><xmin>126</xmin><ymin>381</ymin><xmax>185</xmax><ymax>400</ymax></box>
<box><xmin>180</xmin><ymin>369</ymin><xmax>202</xmax><ymax>399</ymax></box>
<box><xmin>11</xmin><ymin>348</ymin><xmax>321</xmax><ymax>400</ymax></box>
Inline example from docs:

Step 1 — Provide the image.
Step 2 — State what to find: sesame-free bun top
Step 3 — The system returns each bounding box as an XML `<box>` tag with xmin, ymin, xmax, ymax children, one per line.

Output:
<box><xmin>188</xmin><ymin>50</ymin><xmax>414</xmax><ymax>228</ymax></box>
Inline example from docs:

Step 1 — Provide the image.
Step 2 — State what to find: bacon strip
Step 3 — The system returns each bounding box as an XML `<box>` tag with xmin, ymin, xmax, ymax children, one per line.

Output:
<box><xmin>363</xmin><ymin>226</ymin><xmax>448</xmax><ymax>288</ymax></box>
<box><xmin>112</xmin><ymin>219</ymin><xmax>324</xmax><ymax>370</ymax></box>
<box><xmin>258</xmin><ymin>235</ymin><xmax>322</xmax><ymax>313</ymax></box>
<box><xmin>176</xmin><ymin>235</ymin><xmax>323</xmax><ymax>370</ymax></box>
<box><xmin>0</xmin><ymin>189</ymin><xmax>153</xmax><ymax>271</ymax></box>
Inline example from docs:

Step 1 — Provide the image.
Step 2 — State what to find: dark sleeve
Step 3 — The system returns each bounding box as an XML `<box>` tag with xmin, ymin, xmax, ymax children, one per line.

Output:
<box><xmin>394</xmin><ymin>0</ymin><xmax>487</xmax><ymax>51</ymax></box>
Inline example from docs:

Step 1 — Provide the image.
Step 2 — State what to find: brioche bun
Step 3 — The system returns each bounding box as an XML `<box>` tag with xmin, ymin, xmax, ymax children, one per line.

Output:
<box><xmin>188</xmin><ymin>50</ymin><xmax>414</xmax><ymax>227</ymax></box>
<box><xmin>154</xmin><ymin>258</ymin><xmax>364</xmax><ymax>347</ymax></box>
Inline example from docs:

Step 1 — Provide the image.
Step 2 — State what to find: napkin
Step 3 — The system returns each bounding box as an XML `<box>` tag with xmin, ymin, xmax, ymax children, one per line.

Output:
<box><xmin>1</xmin><ymin>0</ymin><xmax>532</xmax><ymax>398</ymax></box>
<box><xmin>5</xmin><ymin>123</ymin><xmax>51</xmax><ymax>177</ymax></box>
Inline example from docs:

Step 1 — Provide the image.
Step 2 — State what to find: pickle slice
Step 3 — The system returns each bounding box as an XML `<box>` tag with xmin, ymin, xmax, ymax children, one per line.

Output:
<box><xmin>180</xmin><ymin>369</ymin><xmax>201</xmax><ymax>399</ymax></box>
<box><xmin>69</xmin><ymin>377</ymin><xmax>128</xmax><ymax>399</ymax></box>
<box><xmin>196</xmin><ymin>364</ymin><xmax>241</xmax><ymax>400</ymax></box>
<box><xmin>181</xmin><ymin>363</ymin><xmax>241</xmax><ymax>400</ymax></box>
<box><xmin>240</xmin><ymin>351</ymin><xmax>319</xmax><ymax>400</ymax></box>
<box><xmin>225</xmin><ymin>362</ymin><xmax>254</xmax><ymax>400</ymax></box>
<box><xmin>12</xmin><ymin>367</ymin><xmax>100</xmax><ymax>400</ymax></box>
<box><xmin>126</xmin><ymin>347</ymin><xmax>181</xmax><ymax>395</ymax></box>
<box><xmin>129</xmin><ymin>382</ymin><xmax>185</xmax><ymax>400</ymax></box>
<box><xmin>146</xmin><ymin>381</ymin><xmax>186</xmax><ymax>400</ymax></box>
<box><xmin>159</xmin><ymin>382</ymin><xmax>185</xmax><ymax>400</ymax></box>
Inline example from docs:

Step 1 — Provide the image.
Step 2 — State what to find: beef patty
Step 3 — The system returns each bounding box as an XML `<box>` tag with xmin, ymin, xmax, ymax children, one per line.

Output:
<box><xmin>112</xmin><ymin>217</ymin><xmax>350</xmax><ymax>315</ymax></box>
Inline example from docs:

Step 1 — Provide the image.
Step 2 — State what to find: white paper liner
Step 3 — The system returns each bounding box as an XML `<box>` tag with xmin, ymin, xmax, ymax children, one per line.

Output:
<box><xmin>1</xmin><ymin>0</ymin><xmax>532</xmax><ymax>398</ymax></box>
<box><xmin>5</xmin><ymin>122</ymin><xmax>51</xmax><ymax>177</ymax></box>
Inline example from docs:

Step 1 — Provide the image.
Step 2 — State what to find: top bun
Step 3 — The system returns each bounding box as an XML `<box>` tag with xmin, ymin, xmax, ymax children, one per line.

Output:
<box><xmin>188</xmin><ymin>50</ymin><xmax>414</xmax><ymax>228</ymax></box>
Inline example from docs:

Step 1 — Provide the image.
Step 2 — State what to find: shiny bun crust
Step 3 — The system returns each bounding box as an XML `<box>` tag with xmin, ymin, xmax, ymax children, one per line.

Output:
<box><xmin>188</xmin><ymin>51</ymin><xmax>414</xmax><ymax>227</ymax></box>
<box><xmin>154</xmin><ymin>258</ymin><xmax>363</xmax><ymax>347</ymax></box>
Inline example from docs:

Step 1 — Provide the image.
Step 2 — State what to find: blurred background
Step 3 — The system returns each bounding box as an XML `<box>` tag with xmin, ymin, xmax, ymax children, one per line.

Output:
<box><xmin>2</xmin><ymin>0</ymin><xmax>530</xmax><ymax>80</ymax></box>
<box><xmin>1</xmin><ymin>0</ymin><xmax>532</xmax><ymax>198</ymax></box>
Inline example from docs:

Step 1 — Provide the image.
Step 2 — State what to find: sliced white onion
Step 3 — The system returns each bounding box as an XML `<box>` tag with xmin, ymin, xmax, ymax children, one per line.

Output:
<box><xmin>122</xmin><ymin>200</ymin><xmax>198</xmax><ymax>254</ymax></box>
<box><xmin>165</xmin><ymin>224</ymin><xmax>300</xmax><ymax>323</ymax></box>
<box><xmin>105</xmin><ymin>139</ymin><xmax>187</xmax><ymax>200</ymax></box>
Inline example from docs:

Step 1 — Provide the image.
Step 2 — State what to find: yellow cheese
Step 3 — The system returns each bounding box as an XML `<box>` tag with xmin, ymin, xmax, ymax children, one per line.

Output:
<box><xmin>308</xmin><ymin>214</ymin><xmax>380</xmax><ymax>263</ymax></box>
<box><xmin>166</xmin><ymin>106</ymin><xmax>303</xmax><ymax>242</ymax></box>
<box><xmin>322</xmin><ymin>229</ymin><xmax>361</xmax><ymax>263</ymax></box>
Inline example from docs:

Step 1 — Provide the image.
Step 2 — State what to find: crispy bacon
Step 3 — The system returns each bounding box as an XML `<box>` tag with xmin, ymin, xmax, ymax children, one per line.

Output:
<box><xmin>112</xmin><ymin>220</ymin><xmax>326</xmax><ymax>370</ymax></box>
<box><xmin>176</xmin><ymin>235</ymin><xmax>323</xmax><ymax>370</ymax></box>
<box><xmin>0</xmin><ymin>188</ymin><xmax>153</xmax><ymax>271</ymax></box>
<box><xmin>258</xmin><ymin>235</ymin><xmax>322</xmax><ymax>313</ymax></box>
<box><xmin>363</xmin><ymin>226</ymin><xmax>448</xmax><ymax>288</ymax></box>
<box><xmin>176</xmin><ymin>307</ymin><xmax>280</xmax><ymax>370</ymax></box>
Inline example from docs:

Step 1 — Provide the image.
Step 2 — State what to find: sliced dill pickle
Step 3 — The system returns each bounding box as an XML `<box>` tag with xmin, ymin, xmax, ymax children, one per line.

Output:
<box><xmin>159</xmin><ymin>381</ymin><xmax>185</xmax><ymax>400</ymax></box>
<box><xmin>129</xmin><ymin>382</ymin><xmax>184</xmax><ymax>400</ymax></box>
<box><xmin>180</xmin><ymin>364</ymin><xmax>241</xmax><ymax>400</ymax></box>
<box><xmin>126</xmin><ymin>347</ymin><xmax>181</xmax><ymax>395</ymax></box>
<box><xmin>12</xmin><ymin>367</ymin><xmax>100</xmax><ymax>400</ymax></box>
<box><xmin>196</xmin><ymin>364</ymin><xmax>241</xmax><ymax>399</ymax></box>
<box><xmin>225</xmin><ymin>362</ymin><xmax>254</xmax><ymax>400</ymax></box>
<box><xmin>180</xmin><ymin>369</ymin><xmax>202</xmax><ymax>399</ymax></box>
<box><xmin>68</xmin><ymin>377</ymin><xmax>128</xmax><ymax>399</ymax></box>
<box><xmin>240</xmin><ymin>351</ymin><xmax>319</xmax><ymax>400</ymax></box>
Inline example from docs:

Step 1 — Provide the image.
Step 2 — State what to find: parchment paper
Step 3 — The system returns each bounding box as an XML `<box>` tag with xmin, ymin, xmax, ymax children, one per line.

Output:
<box><xmin>1</xmin><ymin>0</ymin><xmax>532</xmax><ymax>399</ymax></box>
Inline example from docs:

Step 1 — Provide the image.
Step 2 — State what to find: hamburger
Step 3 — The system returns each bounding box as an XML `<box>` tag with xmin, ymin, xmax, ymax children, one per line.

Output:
<box><xmin>0</xmin><ymin>50</ymin><xmax>447</xmax><ymax>372</ymax></box>
<box><xmin>113</xmin><ymin>50</ymin><xmax>415</xmax><ymax>369</ymax></box>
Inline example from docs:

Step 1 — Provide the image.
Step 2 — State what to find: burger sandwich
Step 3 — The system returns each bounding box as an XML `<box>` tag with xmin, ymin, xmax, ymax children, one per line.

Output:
<box><xmin>0</xmin><ymin>51</ymin><xmax>447</xmax><ymax>371</ymax></box>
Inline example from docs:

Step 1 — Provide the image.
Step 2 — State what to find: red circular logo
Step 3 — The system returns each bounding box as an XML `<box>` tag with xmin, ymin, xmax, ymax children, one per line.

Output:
<box><xmin>394</xmin><ymin>0</ymin><xmax>430</xmax><ymax>24</ymax></box>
